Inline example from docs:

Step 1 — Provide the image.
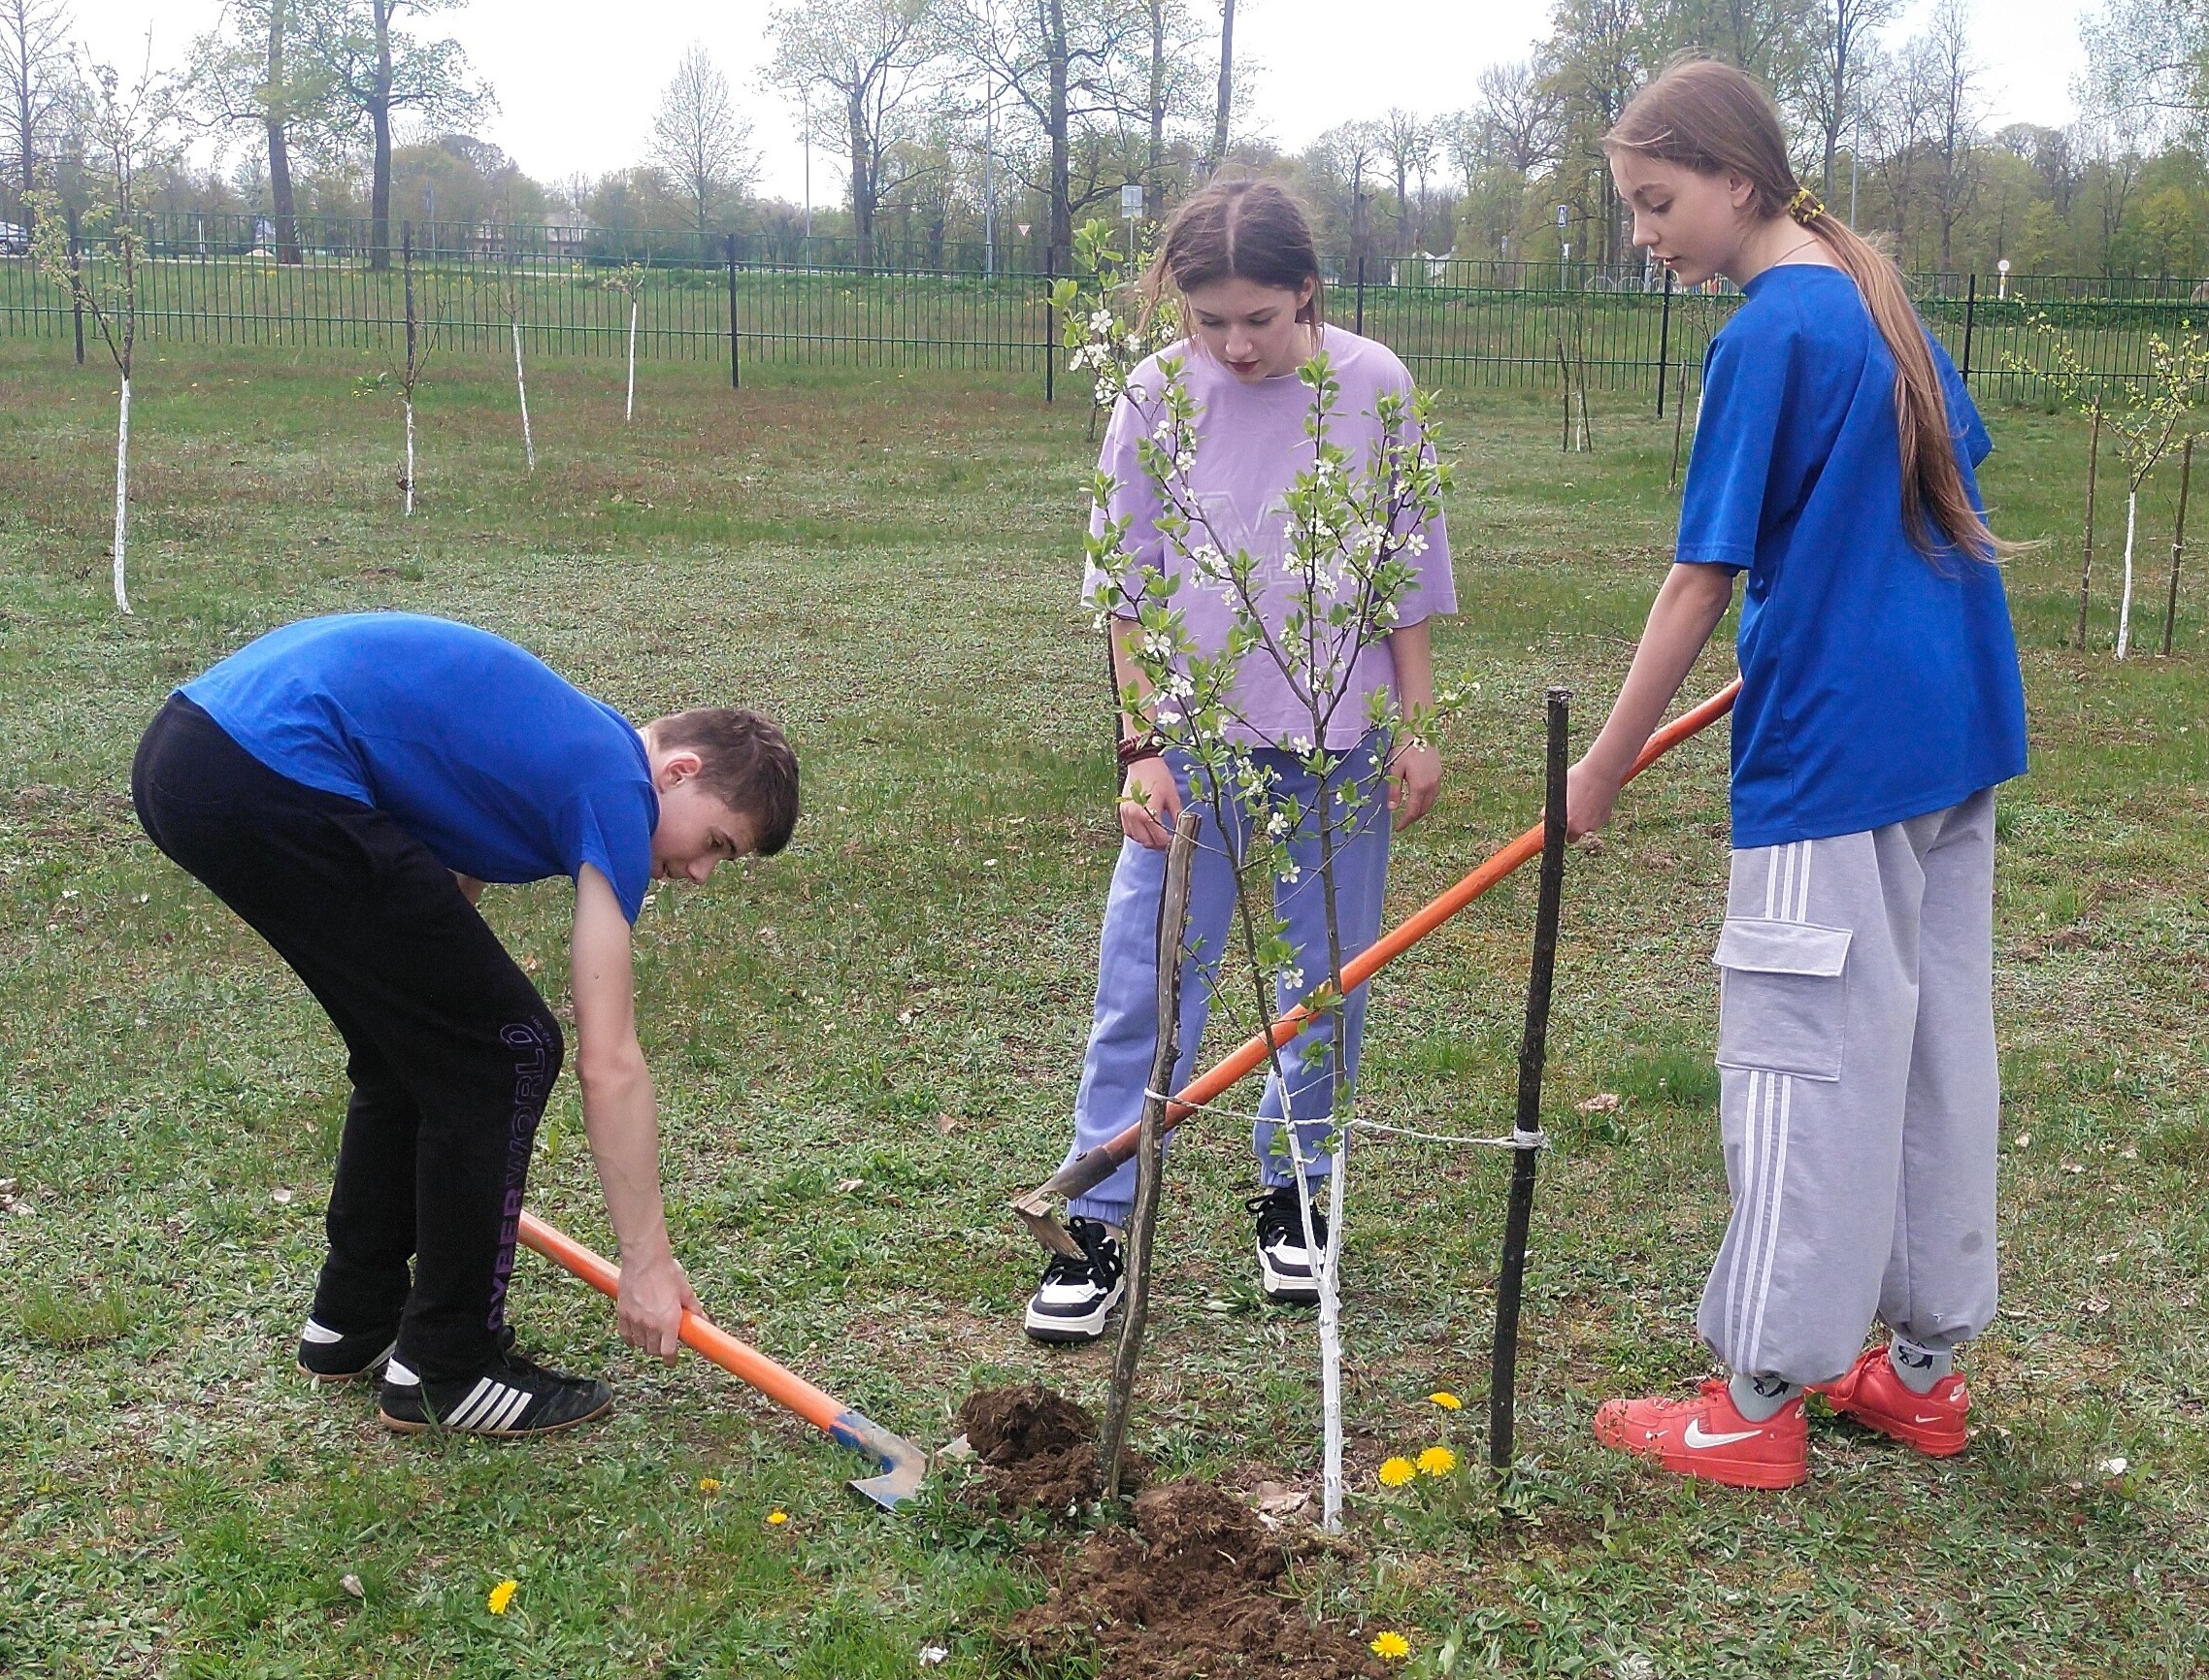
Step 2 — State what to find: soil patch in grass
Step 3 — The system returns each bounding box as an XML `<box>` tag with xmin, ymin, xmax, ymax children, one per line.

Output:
<box><xmin>965</xmin><ymin>1384</ymin><xmax>1385</xmax><ymax>1677</ymax></box>
<box><xmin>1008</xmin><ymin>1481</ymin><xmax>1388</xmax><ymax>1679</ymax></box>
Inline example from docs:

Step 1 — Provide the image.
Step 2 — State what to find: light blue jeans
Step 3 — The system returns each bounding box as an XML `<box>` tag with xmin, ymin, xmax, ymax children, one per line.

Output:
<box><xmin>1062</xmin><ymin>735</ymin><xmax>1393</xmax><ymax>1227</ymax></box>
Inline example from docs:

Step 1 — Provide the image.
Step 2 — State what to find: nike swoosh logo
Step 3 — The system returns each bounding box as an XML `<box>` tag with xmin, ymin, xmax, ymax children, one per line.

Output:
<box><xmin>1912</xmin><ymin>1413</ymin><xmax>1945</xmax><ymax>1425</ymax></box>
<box><xmin>1683</xmin><ymin>1420</ymin><xmax>1763</xmax><ymax>1449</ymax></box>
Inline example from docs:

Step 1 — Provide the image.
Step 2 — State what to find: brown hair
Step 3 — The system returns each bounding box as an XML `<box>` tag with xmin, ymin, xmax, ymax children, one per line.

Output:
<box><xmin>648</xmin><ymin>708</ymin><xmax>801</xmax><ymax>855</ymax></box>
<box><xmin>1141</xmin><ymin>179</ymin><xmax>1326</xmax><ymax>344</ymax></box>
<box><xmin>1607</xmin><ymin>56</ymin><xmax>2006</xmax><ymax>563</ymax></box>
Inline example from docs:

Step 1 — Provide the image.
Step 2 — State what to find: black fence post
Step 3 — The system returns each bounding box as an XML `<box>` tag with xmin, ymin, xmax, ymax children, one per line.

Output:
<box><xmin>1044</xmin><ymin>253</ymin><xmax>1056</xmax><ymax>405</ymax></box>
<box><xmin>1961</xmin><ymin>272</ymin><xmax>1977</xmax><ymax>386</ymax></box>
<box><xmin>1354</xmin><ymin>254</ymin><xmax>1367</xmax><ymax>337</ymax></box>
<box><xmin>1656</xmin><ymin>267</ymin><xmax>1674</xmax><ymax>419</ymax></box>
<box><xmin>738</xmin><ymin>230</ymin><xmax>755</xmax><ymax>390</ymax></box>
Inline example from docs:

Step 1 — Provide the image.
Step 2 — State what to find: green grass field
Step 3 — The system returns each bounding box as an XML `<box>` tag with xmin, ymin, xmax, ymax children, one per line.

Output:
<box><xmin>1</xmin><ymin>339</ymin><xmax>2204</xmax><ymax>1678</ymax></box>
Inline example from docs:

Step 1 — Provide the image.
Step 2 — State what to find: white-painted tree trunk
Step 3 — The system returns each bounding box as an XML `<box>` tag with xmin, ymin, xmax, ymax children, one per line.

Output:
<box><xmin>2116</xmin><ymin>489</ymin><xmax>2138</xmax><ymax>658</ymax></box>
<box><xmin>112</xmin><ymin>376</ymin><xmax>132</xmax><ymax>614</ymax></box>
<box><xmin>625</xmin><ymin>298</ymin><xmax>639</xmax><ymax>424</ymax></box>
<box><xmin>511</xmin><ymin>318</ymin><xmax>535</xmax><ymax>471</ymax></box>
<box><xmin>404</xmin><ymin>396</ymin><xmax>415</xmax><ymax>517</ymax></box>
<box><xmin>1286</xmin><ymin>1106</ymin><xmax>1348</xmax><ymax>1533</ymax></box>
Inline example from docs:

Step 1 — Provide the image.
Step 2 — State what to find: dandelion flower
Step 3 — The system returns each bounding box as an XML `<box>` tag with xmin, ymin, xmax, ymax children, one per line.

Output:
<box><xmin>1428</xmin><ymin>1391</ymin><xmax>1463</xmax><ymax>1410</ymax></box>
<box><xmin>1376</xmin><ymin>1457</ymin><xmax>1416</xmax><ymax>1488</ymax></box>
<box><xmin>1369</xmin><ymin>1631</ymin><xmax>1411</xmax><ymax>1660</ymax></box>
<box><xmin>1416</xmin><ymin>1446</ymin><xmax>1458</xmax><ymax>1477</ymax></box>
<box><xmin>698</xmin><ymin>1476</ymin><xmax>721</xmax><ymax>1494</ymax></box>
<box><xmin>767</xmin><ymin>1509</ymin><xmax>790</xmax><ymax>1526</ymax></box>
<box><xmin>487</xmin><ymin>1579</ymin><xmax>517</xmax><ymax>1615</ymax></box>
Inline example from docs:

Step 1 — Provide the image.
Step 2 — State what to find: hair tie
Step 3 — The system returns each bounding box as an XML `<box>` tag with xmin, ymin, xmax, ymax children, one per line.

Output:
<box><xmin>1786</xmin><ymin>187</ymin><xmax>1826</xmax><ymax>225</ymax></box>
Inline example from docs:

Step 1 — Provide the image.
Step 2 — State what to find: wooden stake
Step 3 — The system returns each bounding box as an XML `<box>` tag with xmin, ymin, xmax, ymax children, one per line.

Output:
<box><xmin>1668</xmin><ymin>357</ymin><xmax>1690</xmax><ymax>492</ymax></box>
<box><xmin>2165</xmin><ymin>433</ymin><xmax>2193</xmax><ymax>657</ymax></box>
<box><xmin>2077</xmin><ymin>402</ymin><xmax>2101</xmax><ymax>650</ymax></box>
<box><xmin>1098</xmin><ymin>806</ymin><xmax>1203</xmax><ymax>1502</ymax></box>
<box><xmin>1489</xmin><ymin>689</ymin><xmax>1569</xmax><ymax>1477</ymax></box>
<box><xmin>1557</xmin><ymin>334</ymin><xmax>1572</xmax><ymax>452</ymax></box>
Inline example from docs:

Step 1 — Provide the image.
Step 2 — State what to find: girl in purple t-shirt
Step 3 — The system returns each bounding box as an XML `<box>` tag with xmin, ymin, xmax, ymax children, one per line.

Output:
<box><xmin>1024</xmin><ymin>181</ymin><xmax>1456</xmax><ymax>1344</ymax></box>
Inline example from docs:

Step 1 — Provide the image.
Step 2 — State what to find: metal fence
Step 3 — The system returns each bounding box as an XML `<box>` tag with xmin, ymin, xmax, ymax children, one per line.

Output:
<box><xmin>0</xmin><ymin>212</ymin><xmax>2189</xmax><ymax>404</ymax></box>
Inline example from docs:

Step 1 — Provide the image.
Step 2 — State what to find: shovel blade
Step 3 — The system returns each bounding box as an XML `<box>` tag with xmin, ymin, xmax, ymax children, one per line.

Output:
<box><xmin>830</xmin><ymin>1409</ymin><xmax>929</xmax><ymax>1511</ymax></box>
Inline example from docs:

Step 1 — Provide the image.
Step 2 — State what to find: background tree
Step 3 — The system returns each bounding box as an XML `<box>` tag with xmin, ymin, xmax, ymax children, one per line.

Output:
<box><xmin>1207</xmin><ymin>0</ymin><xmax>1233</xmax><ymax>173</ymax></box>
<box><xmin>188</xmin><ymin>0</ymin><xmax>329</xmax><ymax>263</ymax></box>
<box><xmin>1805</xmin><ymin>0</ymin><xmax>1897</xmax><ymax>202</ymax></box>
<box><xmin>1374</xmin><ymin>107</ymin><xmax>1433</xmax><ymax>252</ymax></box>
<box><xmin>2079</xmin><ymin>0</ymin><xmax>2209</xmax><ymax>150</ymax></box>
<box><xmin>0</xmin><ymin>0</ymin><xmax>73</xmax><ymax>225</ymax></box>
<box><xmin>648</xmin><ymin>42</ymin><xmax>754</xmax><ymax>246</ymax></box>
<box><xmin>299</xmin><ymin>0</ymin><xmax>489</xmax><ymax>268</ymax></box>
<box><xmin>766</xmin><ymin>0</ymin><xmax>940</xmax><ymax>263</ymax></box>
<box><xmin>1914</xmin><ymin>0</ymin><xmax>1983</xmax><ymax>269</ymax></box>
<box><xmin>959</xmin><ymin>0</ymin><xmax>1151</xmax><ymax>270</ymax></box>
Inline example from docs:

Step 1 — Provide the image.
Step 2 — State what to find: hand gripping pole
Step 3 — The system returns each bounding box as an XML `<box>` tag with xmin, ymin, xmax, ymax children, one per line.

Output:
<box><xmin>517</xmin><ymin>1211</ymin><xmax>927</xmax><ymax>1510</ymax></box>
<box><xmin>1010</xmin><ymin>680</ymin><xmax>1740</xmax><ymax>1259</ymax></box>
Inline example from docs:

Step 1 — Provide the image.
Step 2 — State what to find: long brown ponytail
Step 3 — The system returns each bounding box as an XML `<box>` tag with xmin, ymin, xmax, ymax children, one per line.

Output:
<box><xmin>1608</xmin><ymin>56</ymin><xmax>2006</xmax><ymax>563</ymax></box>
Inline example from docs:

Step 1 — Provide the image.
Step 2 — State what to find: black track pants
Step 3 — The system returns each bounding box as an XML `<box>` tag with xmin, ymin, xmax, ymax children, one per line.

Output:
<box><xmin>132</xmin><ymin>695</ymin><xmax>564</xmax><ymax>1382</ymax></box>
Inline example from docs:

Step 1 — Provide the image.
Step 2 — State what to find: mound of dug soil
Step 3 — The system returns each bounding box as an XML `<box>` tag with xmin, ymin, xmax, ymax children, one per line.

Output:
<box><xmin>960</xmin><ymin>1386</ymin><xmax>1385</xmax><ymax>1679</ymax></box>
<box><xmin>956</xmin><ymin>1383</ymin><xmax>1128</xmax><ymax>1514</ymax></box>
<box><xmin>1008</xmin><ymin>1482</ymin><xmax>1389</xmax><ymax>1679</ymax></box>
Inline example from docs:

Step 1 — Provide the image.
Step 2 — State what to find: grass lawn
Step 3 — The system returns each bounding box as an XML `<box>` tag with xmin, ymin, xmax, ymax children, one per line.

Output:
<box><xmin>1</xmin><ymin>338</ymin><xmax>2205</xmax><ymax>1679</ymax></box>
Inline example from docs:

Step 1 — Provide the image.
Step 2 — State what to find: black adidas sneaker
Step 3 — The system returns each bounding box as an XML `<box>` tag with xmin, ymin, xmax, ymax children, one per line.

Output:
<box><xmin>377</xmin><ymin>1346</ymin><xmax>613</xmax><ymax>1437</ymax></box>
<box><xmin>1250</xmin><ymin>1184</ymin><xmax>1327</xmax><ymax>1304</ymax></box>
<box><xmin>297</xmin><ymin>1316</ymin><xmax>399</xmax><ymax>1383</ymax></box>
<box><xmin>1022</xmin><ymin>1217</ymin><xmax>1126</xmax><ymax>1343</ymax></box>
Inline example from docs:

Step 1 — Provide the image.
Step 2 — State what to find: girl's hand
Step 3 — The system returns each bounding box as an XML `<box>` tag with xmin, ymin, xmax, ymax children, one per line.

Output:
<box><xmin>1390</xmin><ymin>741</ymin><xmax>1441</xmax><ymax>831</ymax></box>
<box><xmin>1564</xmin><ymin>756</ymin><xmax>1622</xmax><ymax>839</ymax></box>
<box><xmin>1120</xmin><ymin>756</ymin><xmax>1181</xmax><ymax>849</ymax></box>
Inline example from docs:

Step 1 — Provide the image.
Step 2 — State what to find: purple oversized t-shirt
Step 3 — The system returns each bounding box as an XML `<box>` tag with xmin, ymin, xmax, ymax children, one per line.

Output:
<box><xmin>1082</xmin><ymin>324</ymin><xmax>1455</xmax><ymax>749</ymax></box>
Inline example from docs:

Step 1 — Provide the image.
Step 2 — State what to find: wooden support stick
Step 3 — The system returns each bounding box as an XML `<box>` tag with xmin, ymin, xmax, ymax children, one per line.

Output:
<box><xmin>2164</xmin><ymin>433</ymin><xmax>2193</xmax><ymax>658</ymax></box>
<box><xmin>1489</xmin><ymin>688</ymin><xmax>1568</xmax><ymax>1477</ymax></box>
<box><xmin>1098</xmin><ymin>806</ymin><xmax>1203</xmax><ymax>1502</ymax></box>
<box><xmin>2078</xmin><ymin>402</ymin><xmax>2101</xmax><ymax>650</ymax></box>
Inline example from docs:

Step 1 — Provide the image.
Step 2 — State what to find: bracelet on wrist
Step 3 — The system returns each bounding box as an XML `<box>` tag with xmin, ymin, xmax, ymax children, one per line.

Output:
<box><xmin>1115</xmin><ymin>730</ymin><xmax>1166</xmax><ymax>771</ymax></box>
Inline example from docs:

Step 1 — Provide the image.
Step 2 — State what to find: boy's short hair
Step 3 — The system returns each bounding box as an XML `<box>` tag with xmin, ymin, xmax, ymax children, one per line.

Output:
<box><xmin>650</xmin><ymin>708</ymin><xmax>801</xmax><ymax>855</ymax></box>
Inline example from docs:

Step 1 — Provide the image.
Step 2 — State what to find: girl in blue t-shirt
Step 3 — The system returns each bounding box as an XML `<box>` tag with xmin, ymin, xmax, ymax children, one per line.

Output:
<box><xmin>1566</xmin><ymin>58</ymin><xmax>2028</xmax><ymax>1490</ymax></box>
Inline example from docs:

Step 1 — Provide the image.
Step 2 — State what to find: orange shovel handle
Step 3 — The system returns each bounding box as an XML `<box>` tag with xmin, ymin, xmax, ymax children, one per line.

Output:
<box><xmin>515</xmin><ymin>1209</ymin><xmax>845</xmax><ymax>1437</ymax></box>
<box><xmin>1076</xmin><ymin>679</ymin><xmax>1740</xmax><ymax>1178</ymax></box>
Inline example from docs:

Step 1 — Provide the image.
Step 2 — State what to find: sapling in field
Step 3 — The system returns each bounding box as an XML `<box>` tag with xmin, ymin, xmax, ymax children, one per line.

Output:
<box><xmin>29</xmin><ymin>57</ymin><xmax>175</xmax><ymax>615</ymax></box>
<box><xmin>2013</xmin><ymin>311</ymin><xmax>2209</xmax><ymax>656</ymax></box>
<box><xmin>354</xmin><ymin>224</ymin><xmax>445</xmax><ymax>515</ymax></box>
<box><xmin>600</xmin><ymin>262</ymin><xmax>647</xmax><ymax>423</ymax></box>
<box><xmin>1059</xmin><ymin>220</ymin><xmax>1460</xmax><ymax>1532</ymax></box>
<box><xmin>497</xmin><ymin>253</ymin><xmax>537</xmax><ymax>470</ymax></box>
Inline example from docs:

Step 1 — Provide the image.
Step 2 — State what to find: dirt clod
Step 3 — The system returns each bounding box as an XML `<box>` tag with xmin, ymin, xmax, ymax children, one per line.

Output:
<box><xmin>955</xmin><ymin>1383</ymin><xmax>1126</xmax><ymax>1513</ymax></box>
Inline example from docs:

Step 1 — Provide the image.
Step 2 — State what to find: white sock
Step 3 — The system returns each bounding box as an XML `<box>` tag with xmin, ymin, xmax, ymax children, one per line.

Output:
<box><xmin>1728</xmin><ymin>1371</ymin><xmax>1802</xmax><ymax>1422</ymax></box>
<box><xmin>1888</xmin><ymin>1337</ymin><xmax>1954</xmax><ymax>1396</ymax></box>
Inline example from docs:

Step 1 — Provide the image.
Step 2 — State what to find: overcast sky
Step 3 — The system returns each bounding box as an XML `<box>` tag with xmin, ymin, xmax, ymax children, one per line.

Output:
<box><xmin>67</xmin><ymin>0</ymin><xmax>2091</xmax><ymax>206</ymax></box>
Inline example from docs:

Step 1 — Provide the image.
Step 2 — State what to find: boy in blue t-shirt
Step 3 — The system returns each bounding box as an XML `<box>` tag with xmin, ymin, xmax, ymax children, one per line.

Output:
<box><xmin>132</xmin><ymin>613</ymin><xmax>800</xmax><ymax>1438</ymax></box>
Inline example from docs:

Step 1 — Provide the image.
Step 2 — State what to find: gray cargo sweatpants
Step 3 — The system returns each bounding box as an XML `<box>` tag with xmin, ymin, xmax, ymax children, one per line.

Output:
<box><xmin>1697</xmin><ymin>789</ymin><xmax>2000</xmax><ymax>1386</ymax></box>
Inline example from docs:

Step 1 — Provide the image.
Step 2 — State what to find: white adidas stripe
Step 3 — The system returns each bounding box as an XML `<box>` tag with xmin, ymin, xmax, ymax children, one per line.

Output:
<box><xmin>444</xmin><ymin>1377</ymin><xmax>500</xmax><ymax>1430</ymax></box>
<box><xmin>481</xmin><ymin>1387</ymin><xmax>533</xmax><ymax>1433</ymax></box>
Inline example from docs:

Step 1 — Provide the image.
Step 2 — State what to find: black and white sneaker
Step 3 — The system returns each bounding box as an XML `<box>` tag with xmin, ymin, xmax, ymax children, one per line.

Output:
<box><xmin>377</xmin><ymin>1346</ymin><xmax>613</xmax><ymax>1437</ymax></box>
<box><xmin>1022</xmin><ymin>1217</ymin><xmax>1126</xmax><ymax>1343</ymax></box>
<box><xmin>297</xmin><ymin>1316</ymin><xmax>399</xmax><ymax>1383</ymax></box>
<box><xmin>1250</xmin><ymin>1185</ymin><xmax>1327</xmax><ymax>1304</ymax></box>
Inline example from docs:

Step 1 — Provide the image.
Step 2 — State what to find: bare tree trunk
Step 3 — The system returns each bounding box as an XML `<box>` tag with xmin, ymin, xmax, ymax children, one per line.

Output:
<box><xmin>1148</xmin><ymin>0</ymin><xmax>1166</xmax><ymax>199</ymax></box>
<box><xmin>112</xmin><ymin>375</ymin><xmax>132</xmax><ymax>613</ymax></box>
<box><xmin>369</xmin><ymin>0</ymin><xmax>394</xmax><ymax>271</ymax></box>
<box><xmin>1047</xmin><ymin>0</ymin><xmax>1072</xmax><ymax>271</ymax></box>
<box><xmin>625</xmin><ymin>296</ymin><xmax>638</xmax><ymax>423</ymax></box>
<box><xmin>1210</xmin><ymin>0</ymin><xmax>1235</xmax><ymax>173</ymax></box>
<box><xmin>511</xmin><ymin>316</ymin><xmax>534</xmax><ymax>471</ymax></box>
<box><xmin>2077</xmin><ymin>403</ymin><xmax>2100</xmax><ymax>648</ymax></box>
<box><xmin>267</xmin><ymin>0</ymin><xmax>302</xmax><ymax>264</ymax></box>
<box><xmin>847</xmin><ymin>89</ymin><xmax>874</xmax><ymax>267</ymax></box>
<box><xmin>2117</xmin><ymin>487</ymin><xmax>2139</xmax><ymax>659</ymax></box>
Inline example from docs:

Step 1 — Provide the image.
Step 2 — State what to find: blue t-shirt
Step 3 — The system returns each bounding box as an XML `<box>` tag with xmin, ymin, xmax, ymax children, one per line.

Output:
<box><xmin>1678</xmin><ymin>264</ymin><xmax>2028</xmax><ymax>848</ymax></box>
<box><xmin>182</xmin><ymin>613</ymin><xmax>659</xmax><ymax>921</ymax></box>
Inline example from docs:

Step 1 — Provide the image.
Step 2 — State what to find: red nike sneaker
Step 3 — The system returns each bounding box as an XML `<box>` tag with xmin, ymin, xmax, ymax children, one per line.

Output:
<box><xmin>1814</xmin><ymin>1346</ymin><xmax>1970</xmax><ymax>1458</ymax></box>
<box><xmin>1593</xmin><ymin>1378</ymin><xmax>1808</xmax><ymax>1489</ymax></box>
